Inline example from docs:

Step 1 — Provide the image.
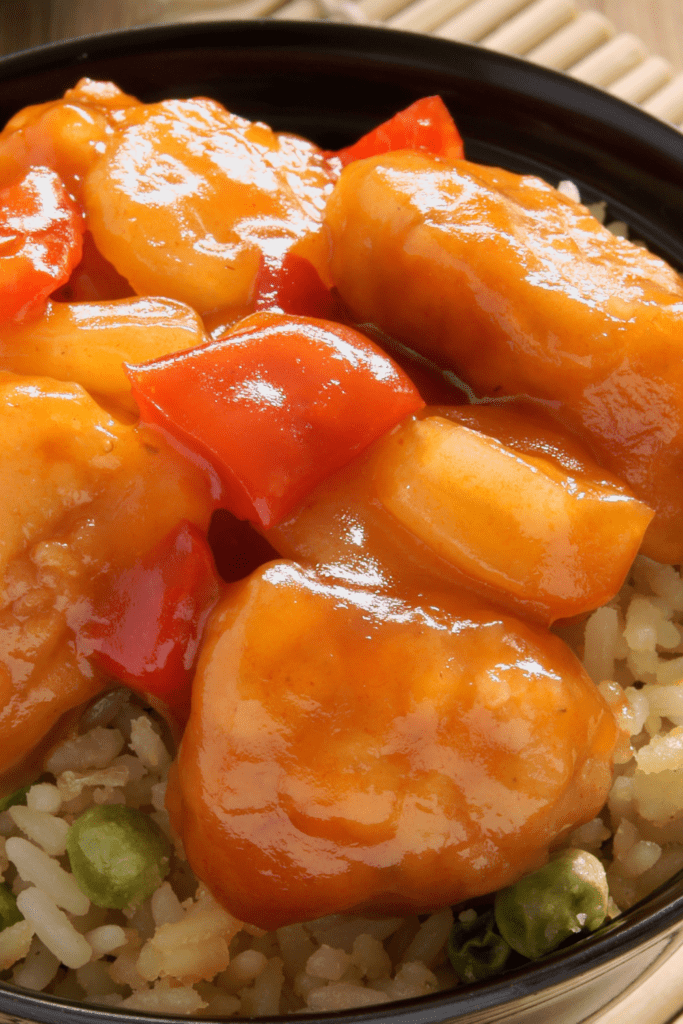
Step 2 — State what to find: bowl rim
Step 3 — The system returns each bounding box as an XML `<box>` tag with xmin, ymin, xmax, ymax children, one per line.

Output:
<box><xmin>2</xmin><ymin>871</ymin><xmax>683</xmax><ymax>1023</ymax></box>
<box><xmin>0</xmin><ymin>16</ymin><xmax>682</xmax><ymax>161</ymax></box>
<box><xmin>0</xmin><ymin>17</ymin><xmax>681</xmax><ymax>1023</ymax></box>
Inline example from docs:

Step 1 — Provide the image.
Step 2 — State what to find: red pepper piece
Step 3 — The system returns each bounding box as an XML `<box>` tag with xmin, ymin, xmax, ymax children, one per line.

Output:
<box><xmin>83</xmin><ymin>520</ymin><xmax>221</xmax><ymax>726</ymax></box>
<box><xmin>254</xmin><ymin>251</ymin><xmax>342</xmax><ymax>321</ymax></box>
<box><xmin>0</xmin><ymin>166</ymin><xmax>84</xmax><ymax>322</ymax></box>
<box><xmin>327</xmin><ymin>95</ymin><xmax>464</xmax><ymax>168</ymax></box>
<box><xmin>126</xmin><ymin>311</ymin><xmax>425</xmax><ymax>529</ymax></box>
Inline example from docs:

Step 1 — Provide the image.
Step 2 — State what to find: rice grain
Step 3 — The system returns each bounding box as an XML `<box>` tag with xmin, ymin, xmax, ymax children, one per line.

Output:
<box><xmin>6</xmin><ymin>837</ymin><xmax>89</xmax><ymax>916</ymax></box>
<box><xmin>26</xmin><ymin>784</ymin><xmax>61</xmax><ymax>815</ymax></box>
<box><xmin>306</xmin><ymin>981</ymin><xmax>390</xmax><ymax>1011</ymax></box>
<box><xmin>351</xmin><ymin>934</ymin><xmax>392</xmax><ymax>981</ymax></box>
<box><xmin>85</xmin><ymin>924</ymin><xmax>127</xmax><ymax>958</ymax></box>
<box><xmin>129</xmin><ymin>717</ymin><xmax>171</xmax><ymax>772</ymax></box>
<box><xmin>8</xmin><ymin>806</ymin><xmax>69</xmax><ymax>856</ymax></box>
<box><xmin>0</xmin><ymin>920</ymin><xmax>34</xmax><ymax>971</ymax></box>
<box><xmin>16</xmin><ymin>888</ymin><xmax>91</xmax><ymax>969</ymax></box>
<box><xmin>220</xmin><ymin>948</ymin><xmax>268</xmax><ymax>989</ymax></box>
<box><xmin>622</xmin><ymin>839</ymin><xmax>662</xmax><ymax>878</ymax></box>
<box><xmin>400</xmin><ymin>907</ymin><xmax>453</xmax><ymax>966</ymax></box>
<box><xmin>12</xmin><ymin>937</ymin><xmax>60</xmax><ymax>991</ymax></box>
<box><xmin>119</xmin><ymin>984</ymin><xmax>206</xmax><ymax>1015</ymax></box>
<box><xmin>306</xmin><ymin>944</ymin><xmax>353</xmax><ymax>981</ymax></box>
<box><xmin>241</xmin><ymin>956</ymin><xmax>284</xmax><ymax>1016</ymax></box>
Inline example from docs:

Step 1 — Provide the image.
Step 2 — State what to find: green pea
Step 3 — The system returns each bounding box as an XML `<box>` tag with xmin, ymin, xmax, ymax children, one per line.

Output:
<box><xmin>66</xmin><ymin>805</ymin><xmax>171</xmax><ymax>910</ymax></box>
<box><xmin>447</xmin><ymin>909</ymin><xmax>511</xmax><ymax>983</ymax></box>
<box><xmin>0</xmin><ymin>883</ymin><xmax>22</xmax><ymax>930</ymax></box>
<box><xmin>494</xmin><ymin>848</ymin><xmax>609</xmax><ymax>960</ymax></box>
<box><xmin>0</xmin><ymin>785</ymin><xmax>30</xmax><ymax>813</ymax></box>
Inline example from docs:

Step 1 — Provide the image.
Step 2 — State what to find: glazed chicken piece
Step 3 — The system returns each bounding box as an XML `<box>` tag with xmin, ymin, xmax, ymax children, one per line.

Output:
<box><xmin>167</xmin><ymin>560</ymin><xmax>618</xmax><ymax>931</ymax></box>
<box><xmin>0</xmin><ymin>296</ymin><xmax>210</xmax><ymax>414</ymax></box>
<box><xmin>0</xmin><ymin>78</ymin><xmax>141</xmax><ymax>197</ymax></box>
<box><xmin>265</xmin><ymin>405</ymin><xmax>653</xmax><ymax>625</ymax></box>
<box><xmin>0</xmin><ymin>79</ymin><xmax>335</xmax><ymax>318</ymax></box>
<box><xmin>83</xmin><ymin>94</ymin><xmax>335</xmax><ymax>316</ymax></box>
<box><xmin>325</xmin><ymin>151</ymin><xmax>683</xmax><ymax>563</ymax></box>
<box><xmin>0</xmin><ymin>373</ymin><xmax>214</xmax><ymax>785</ymax></box>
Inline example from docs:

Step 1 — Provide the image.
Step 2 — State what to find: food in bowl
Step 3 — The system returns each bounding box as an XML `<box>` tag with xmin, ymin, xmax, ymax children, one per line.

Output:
<box><xmin>0</xmin><ymin>70</ymin><xmax>681</xmax><ymax>1016</ymax></box>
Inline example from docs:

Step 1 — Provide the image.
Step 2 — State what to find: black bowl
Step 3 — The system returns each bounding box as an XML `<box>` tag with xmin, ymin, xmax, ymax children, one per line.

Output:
<box><xmin>1</xmin><ymin>18</ymin><xmax>683</xmax><ymax>1024</ymax></box>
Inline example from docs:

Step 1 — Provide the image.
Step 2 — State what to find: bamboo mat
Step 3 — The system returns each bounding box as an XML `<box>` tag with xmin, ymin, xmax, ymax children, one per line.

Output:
<box><xmin>1</xmin><ymin>1</ymin><xmax>683</xmax><ymax>1022</ymax></box>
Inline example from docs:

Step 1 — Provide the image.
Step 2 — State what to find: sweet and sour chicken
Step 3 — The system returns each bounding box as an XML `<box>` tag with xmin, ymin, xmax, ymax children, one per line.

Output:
<box><xmin>0</xmin><ymin>373</ymin><xmax>214</xmax><ymax>784</ymax></box>
<box><xmin>168</xmin><ymin>561</ymin><xmax>618</xmax><ymax>931</ymax></box>
<box><xmin>324</xmin><ymin>150</ymin><xmax>683</xmax><ymax>562</ymax></box>
<box><xmin>0</xmin><ymin>82</ymin><xmax>678</xmax><ymax>930</ymax></box>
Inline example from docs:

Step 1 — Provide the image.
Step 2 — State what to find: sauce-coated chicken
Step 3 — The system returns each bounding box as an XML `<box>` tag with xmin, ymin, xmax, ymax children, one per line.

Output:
<box><xmin>0</xmin><ymin>374</ymin><xmax>214</xmax><ymax>784</ymax></box>
<box><xmin>167</xmin><ymin>561</ymin><xmax>618</xmax><ymax>931</ymax></box>
<box><xmin>83</xmin><ymin>98</ymin><xmax>335</xmax><ymax>316</ymax></box>
<box><xmin>266</xmin><ymin>407</ymin><xmax>653</xmax><ymax>624</ymax></box>
<box><xmin>0</xmin><ymin>296</ymin><xmax>209</xmax><ymax>414</ymax></box>
<box><xmin>0</xmin><ymin>85</ymin><xmax>649</xmax><ymax>945</ymax></box>
<box><xmin>0</xmin><ymin>78</ymin><xmax>336</xmax><ymax>320</ymax></box>
<box><xmin>325</xmin><ymin>151</ymin><xmax>683</xmax><ymax>563</ymax></box>
<box><xmin>0</xmin><ymin>78</ymin><xmax>141</xmax><ymax>197</ymax></box>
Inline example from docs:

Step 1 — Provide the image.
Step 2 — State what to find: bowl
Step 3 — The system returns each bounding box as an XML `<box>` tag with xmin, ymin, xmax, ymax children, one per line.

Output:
<box><xmin>0</xmin><ymin>18</ymin><xmax>683</xmax><ymax>1024</ymax></box>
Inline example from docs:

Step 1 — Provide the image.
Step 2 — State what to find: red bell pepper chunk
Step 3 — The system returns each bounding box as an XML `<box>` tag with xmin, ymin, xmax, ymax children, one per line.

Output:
<box><xmin>253</xmin><ymin>251</ymin><xmax>342</xmax><ymax>321</ymax></box>
<box><xmin>0</xmin><ymin>166</ymin><xmax>84</xmax><ymax>322</ymax></box>
<box><xmin>126</xmin><ymin>311</ymin><xmax>425</xmax><ymax>529</ymax></box>
<box><xmin>83</xmin><ymin>520</ymin><xmax>221</xmax><ymax>726</ymax></box>
<box><xmin>327</xmin><ymin>95</ymin><xmax>464</xmax><ymax>168</ymax></box>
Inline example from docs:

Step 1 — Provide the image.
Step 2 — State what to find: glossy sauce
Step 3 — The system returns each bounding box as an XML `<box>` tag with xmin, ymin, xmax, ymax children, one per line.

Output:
<box><xmin>83</xmin><ymin>98</ymin><xmax>336</xmax><ymax>316</ymax></box>
<box><xmin>0</xmin><ymin>85</ymin><xmax>641</xmax><ymax>932</ymax></box>
<box><xmin>0</xmin><ymin>296</ymin><xmax>209</xmax><ymax>414</ymax></box>
<box><xmin>325</xmin><ymin>150</ymin><xmax>683</xmax><ymax>562</ymax></box>
<box><xmin>0</xmin><ymin>78</ymin><xmax>142</xmax><ymax>197</ymax></box>
<box><xmin>266</xmin><ymin>405</ymin><xmax>653</xmax><ymax>625</ymax></box>
<box><xmin>0</xmin><ymin>373</ymin><xmax>214</xmax><ymax>784</ymax></box>
<box><xmin>167</xmin><ymin>561</ymin><xmax>618</xmax><ymax>930</ymax></box>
